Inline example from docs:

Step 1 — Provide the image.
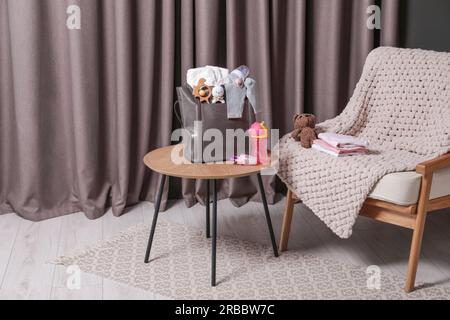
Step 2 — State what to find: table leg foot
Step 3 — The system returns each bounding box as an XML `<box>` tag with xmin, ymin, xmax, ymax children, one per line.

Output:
<box><xmin>144</xmin><ymin>175</ymin><xmax>166</xmax><ymax>263</ymax></box>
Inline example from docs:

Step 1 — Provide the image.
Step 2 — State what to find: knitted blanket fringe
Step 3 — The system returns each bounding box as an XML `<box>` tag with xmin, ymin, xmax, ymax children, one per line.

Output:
<box><xmin>277</xmin><ymin>47</ymin><xmax>450</xmax><ymax>238</ymax></box>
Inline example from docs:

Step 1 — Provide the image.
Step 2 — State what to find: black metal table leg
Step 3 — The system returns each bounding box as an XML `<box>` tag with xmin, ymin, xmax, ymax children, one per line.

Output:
<box><xmin>257</xmin><ymin>173</ymin><xmax>279</xmax><ymax>257</ymax></box>
<box><xmin>206</xmin><ymin>180</ymin><xmax>210</xmax><ymax>238</ymax></box>
<box><xmin>144</xmin><ymin>174</ymin><xmax>166</xmax><ymax>263</ymax></box>
<box><xmin>211</xmin><ymin>179</ymin><xmax>218</xmax><ymax>286</ymax></box>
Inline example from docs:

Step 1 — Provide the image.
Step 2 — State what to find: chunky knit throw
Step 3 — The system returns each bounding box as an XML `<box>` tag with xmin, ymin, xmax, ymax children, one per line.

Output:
<box><xmin>277</xmin><ymin>47</ymin><xmax>450</xmax><ymax>238</ymax></box>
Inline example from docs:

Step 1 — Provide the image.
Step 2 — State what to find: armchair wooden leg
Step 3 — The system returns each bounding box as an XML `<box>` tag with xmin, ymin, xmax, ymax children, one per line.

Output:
<box><xmin>279</xmin><ymin>189</ymin><xmax>295</xmax><ymax>252</ymax></box>
<box><xmin>405</xmin><ymin>173</ymin><xmax>433</xmax><ymax>293</ymax></box>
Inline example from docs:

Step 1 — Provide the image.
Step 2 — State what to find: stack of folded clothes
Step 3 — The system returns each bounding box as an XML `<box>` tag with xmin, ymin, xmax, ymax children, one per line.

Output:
<box><xmin>312</xmin><ymin>132</ymin><xmax>369</xmax><ymax>157</ymax></box>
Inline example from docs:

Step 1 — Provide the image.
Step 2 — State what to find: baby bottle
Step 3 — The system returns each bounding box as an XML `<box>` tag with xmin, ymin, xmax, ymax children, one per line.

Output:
<box><xmin>249</xmin><ymin>122</ymin><xmax>270</xmax><ymax>165</ymax></box>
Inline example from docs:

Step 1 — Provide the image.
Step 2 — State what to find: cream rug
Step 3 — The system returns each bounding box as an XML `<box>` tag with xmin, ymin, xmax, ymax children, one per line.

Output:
<box><xmin>52</xmin><ymin>219</ymin><xmax>450</xmax><ymax>300</ymax></box>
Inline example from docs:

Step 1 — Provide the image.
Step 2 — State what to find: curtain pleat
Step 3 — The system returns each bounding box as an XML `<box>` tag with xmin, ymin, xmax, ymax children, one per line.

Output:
<box><xmin>0</xmin><ymin>0</ymin><xmax>399</xmax><ymax>220</ymax></box>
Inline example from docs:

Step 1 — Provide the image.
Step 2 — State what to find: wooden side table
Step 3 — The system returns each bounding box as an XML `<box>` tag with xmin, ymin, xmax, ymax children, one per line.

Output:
<box><xmin>143</xmin><ymin>145</ymin><xmax>279</xmax><ymax>286</ymax></box>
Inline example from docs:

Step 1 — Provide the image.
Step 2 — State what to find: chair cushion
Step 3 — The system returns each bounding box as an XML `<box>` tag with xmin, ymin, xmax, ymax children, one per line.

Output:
<box><xmin>368</xmin><ymin>167</ymin><xmax>450</xmax><ymax>206</ymax></box>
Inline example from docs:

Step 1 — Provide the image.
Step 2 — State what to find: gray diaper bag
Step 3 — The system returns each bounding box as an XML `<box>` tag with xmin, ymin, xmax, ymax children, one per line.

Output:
<box><xmin>175</xmin><ymin>86</ymin><xmax>256</xmax><ymax>163</ymax></box>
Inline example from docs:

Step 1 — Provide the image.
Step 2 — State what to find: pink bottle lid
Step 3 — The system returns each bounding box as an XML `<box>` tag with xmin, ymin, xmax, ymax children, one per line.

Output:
<box><xmin>250</xmin><ymin>122</ymin><xmax>268</xmax><ymax>138</ymax></box>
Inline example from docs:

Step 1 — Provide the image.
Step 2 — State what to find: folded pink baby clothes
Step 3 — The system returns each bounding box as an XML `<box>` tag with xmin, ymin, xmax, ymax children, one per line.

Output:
<box><xmin>312</xmin><ymin>144</ymin><xmax>366</xmax><ymax>157</ymax></box>
<box><xmin>313</xmin><ymin>139</ymin><xmax>367</xmax><ymax>155</ymax></box>
<box><xmin>317</xmin><ymin>132</ymin><xmax>369</xmax><ymax>149</ymax></box>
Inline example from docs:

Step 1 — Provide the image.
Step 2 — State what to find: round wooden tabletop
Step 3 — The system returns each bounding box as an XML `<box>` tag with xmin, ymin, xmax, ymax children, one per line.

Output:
<box><xmin>143</xmin><ymin>145</ymin><xmax>270</xmax><ymax>179</ymax></box>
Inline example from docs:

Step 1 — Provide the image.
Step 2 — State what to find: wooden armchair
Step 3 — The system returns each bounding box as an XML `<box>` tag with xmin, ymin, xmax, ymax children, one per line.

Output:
<box><xmin>279</xmin><ymin>152</ymin><xmax>450</xmax><ymax>293</ymax></box>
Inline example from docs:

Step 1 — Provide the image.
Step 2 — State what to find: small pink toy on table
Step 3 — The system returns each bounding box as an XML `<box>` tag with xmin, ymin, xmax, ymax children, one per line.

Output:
<box><xmin>249</xmin><ymin>121</ymin><xmax>270</xmax><ymax>165</ymax></box>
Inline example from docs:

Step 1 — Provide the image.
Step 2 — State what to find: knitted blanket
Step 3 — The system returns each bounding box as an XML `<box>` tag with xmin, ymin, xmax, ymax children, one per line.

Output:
<box><xmin>277</xmin><ymin>47</ymin><xmax>450</xmax><ymax>238</ymax></box>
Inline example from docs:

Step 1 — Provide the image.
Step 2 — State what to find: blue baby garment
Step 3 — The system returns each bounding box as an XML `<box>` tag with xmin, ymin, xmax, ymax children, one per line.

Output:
<box><xmin>225</xmin><ymin>78</ymin><xmax>258</xmax><ymax>119</ymax></box>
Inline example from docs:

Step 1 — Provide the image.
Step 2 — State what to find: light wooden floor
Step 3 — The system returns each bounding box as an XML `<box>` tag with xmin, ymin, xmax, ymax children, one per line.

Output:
<box><xmin>1</xmin><ymin>198</ymin><xmax>449</xmax><ymax>300</ymax></box>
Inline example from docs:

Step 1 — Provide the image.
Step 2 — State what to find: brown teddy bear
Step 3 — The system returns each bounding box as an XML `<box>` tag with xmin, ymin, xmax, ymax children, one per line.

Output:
<box><xmin>291</xmin><ymin>113</ymin><xmax>318</xmax><ymax>148</ymax></box>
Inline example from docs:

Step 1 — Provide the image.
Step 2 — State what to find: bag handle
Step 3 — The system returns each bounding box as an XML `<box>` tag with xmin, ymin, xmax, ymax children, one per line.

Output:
<box><xmin>173</xmin><ymin>100</ymin><xmax>183</xmax><ymax>128</ymax></box>
<box><xmin>195</xmin><ymin>99</ymin><xmax>202</xmax><ymax>122</ymax></box>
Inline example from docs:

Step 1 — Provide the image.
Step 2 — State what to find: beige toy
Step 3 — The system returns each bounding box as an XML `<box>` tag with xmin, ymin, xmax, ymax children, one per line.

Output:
<box><xmin>211</xmin><ymin>85</ymin><xmax>225</xmax><ymax>103</ymax></box>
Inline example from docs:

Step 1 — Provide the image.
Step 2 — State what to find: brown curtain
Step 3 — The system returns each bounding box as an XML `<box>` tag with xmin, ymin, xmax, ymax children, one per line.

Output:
<box><xmin>0</xmin><ymin>0</ymin><xmax>175</xmax><ymax>220</ymax></box>
<box><xmin>0</xmin><ymin>0</ymin><xmax>400</xmax><ymax>221</ymax></box>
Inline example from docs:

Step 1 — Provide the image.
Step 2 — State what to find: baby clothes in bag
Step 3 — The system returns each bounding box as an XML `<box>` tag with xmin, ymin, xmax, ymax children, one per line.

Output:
<box><xmin>225</xmin><ymin>77</ymin><xmax>258</xmax><ymax>119</ymax></box>
<box><xmin>186</xmin><ymin>64</ymin><xmax>259</xmax><ymax>119</ymax></box>
<box><xmin>186</xmin><ymin>66</ymin><xmax>230</xmax><ymax>87</ymax></box>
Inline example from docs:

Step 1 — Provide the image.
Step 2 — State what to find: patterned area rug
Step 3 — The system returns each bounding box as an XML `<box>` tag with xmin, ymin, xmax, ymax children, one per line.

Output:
<box><xmin>52</xmin><ymin>219</ymin><xmax>450</xmax><ymax>300</ymax></box>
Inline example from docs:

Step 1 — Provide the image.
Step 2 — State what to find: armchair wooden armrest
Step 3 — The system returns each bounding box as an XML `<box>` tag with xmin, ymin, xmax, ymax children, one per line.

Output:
<box><xmin>416</xmin><ymin>153</ymin><xmax>450</xmax><ymax>175</ymax></box>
